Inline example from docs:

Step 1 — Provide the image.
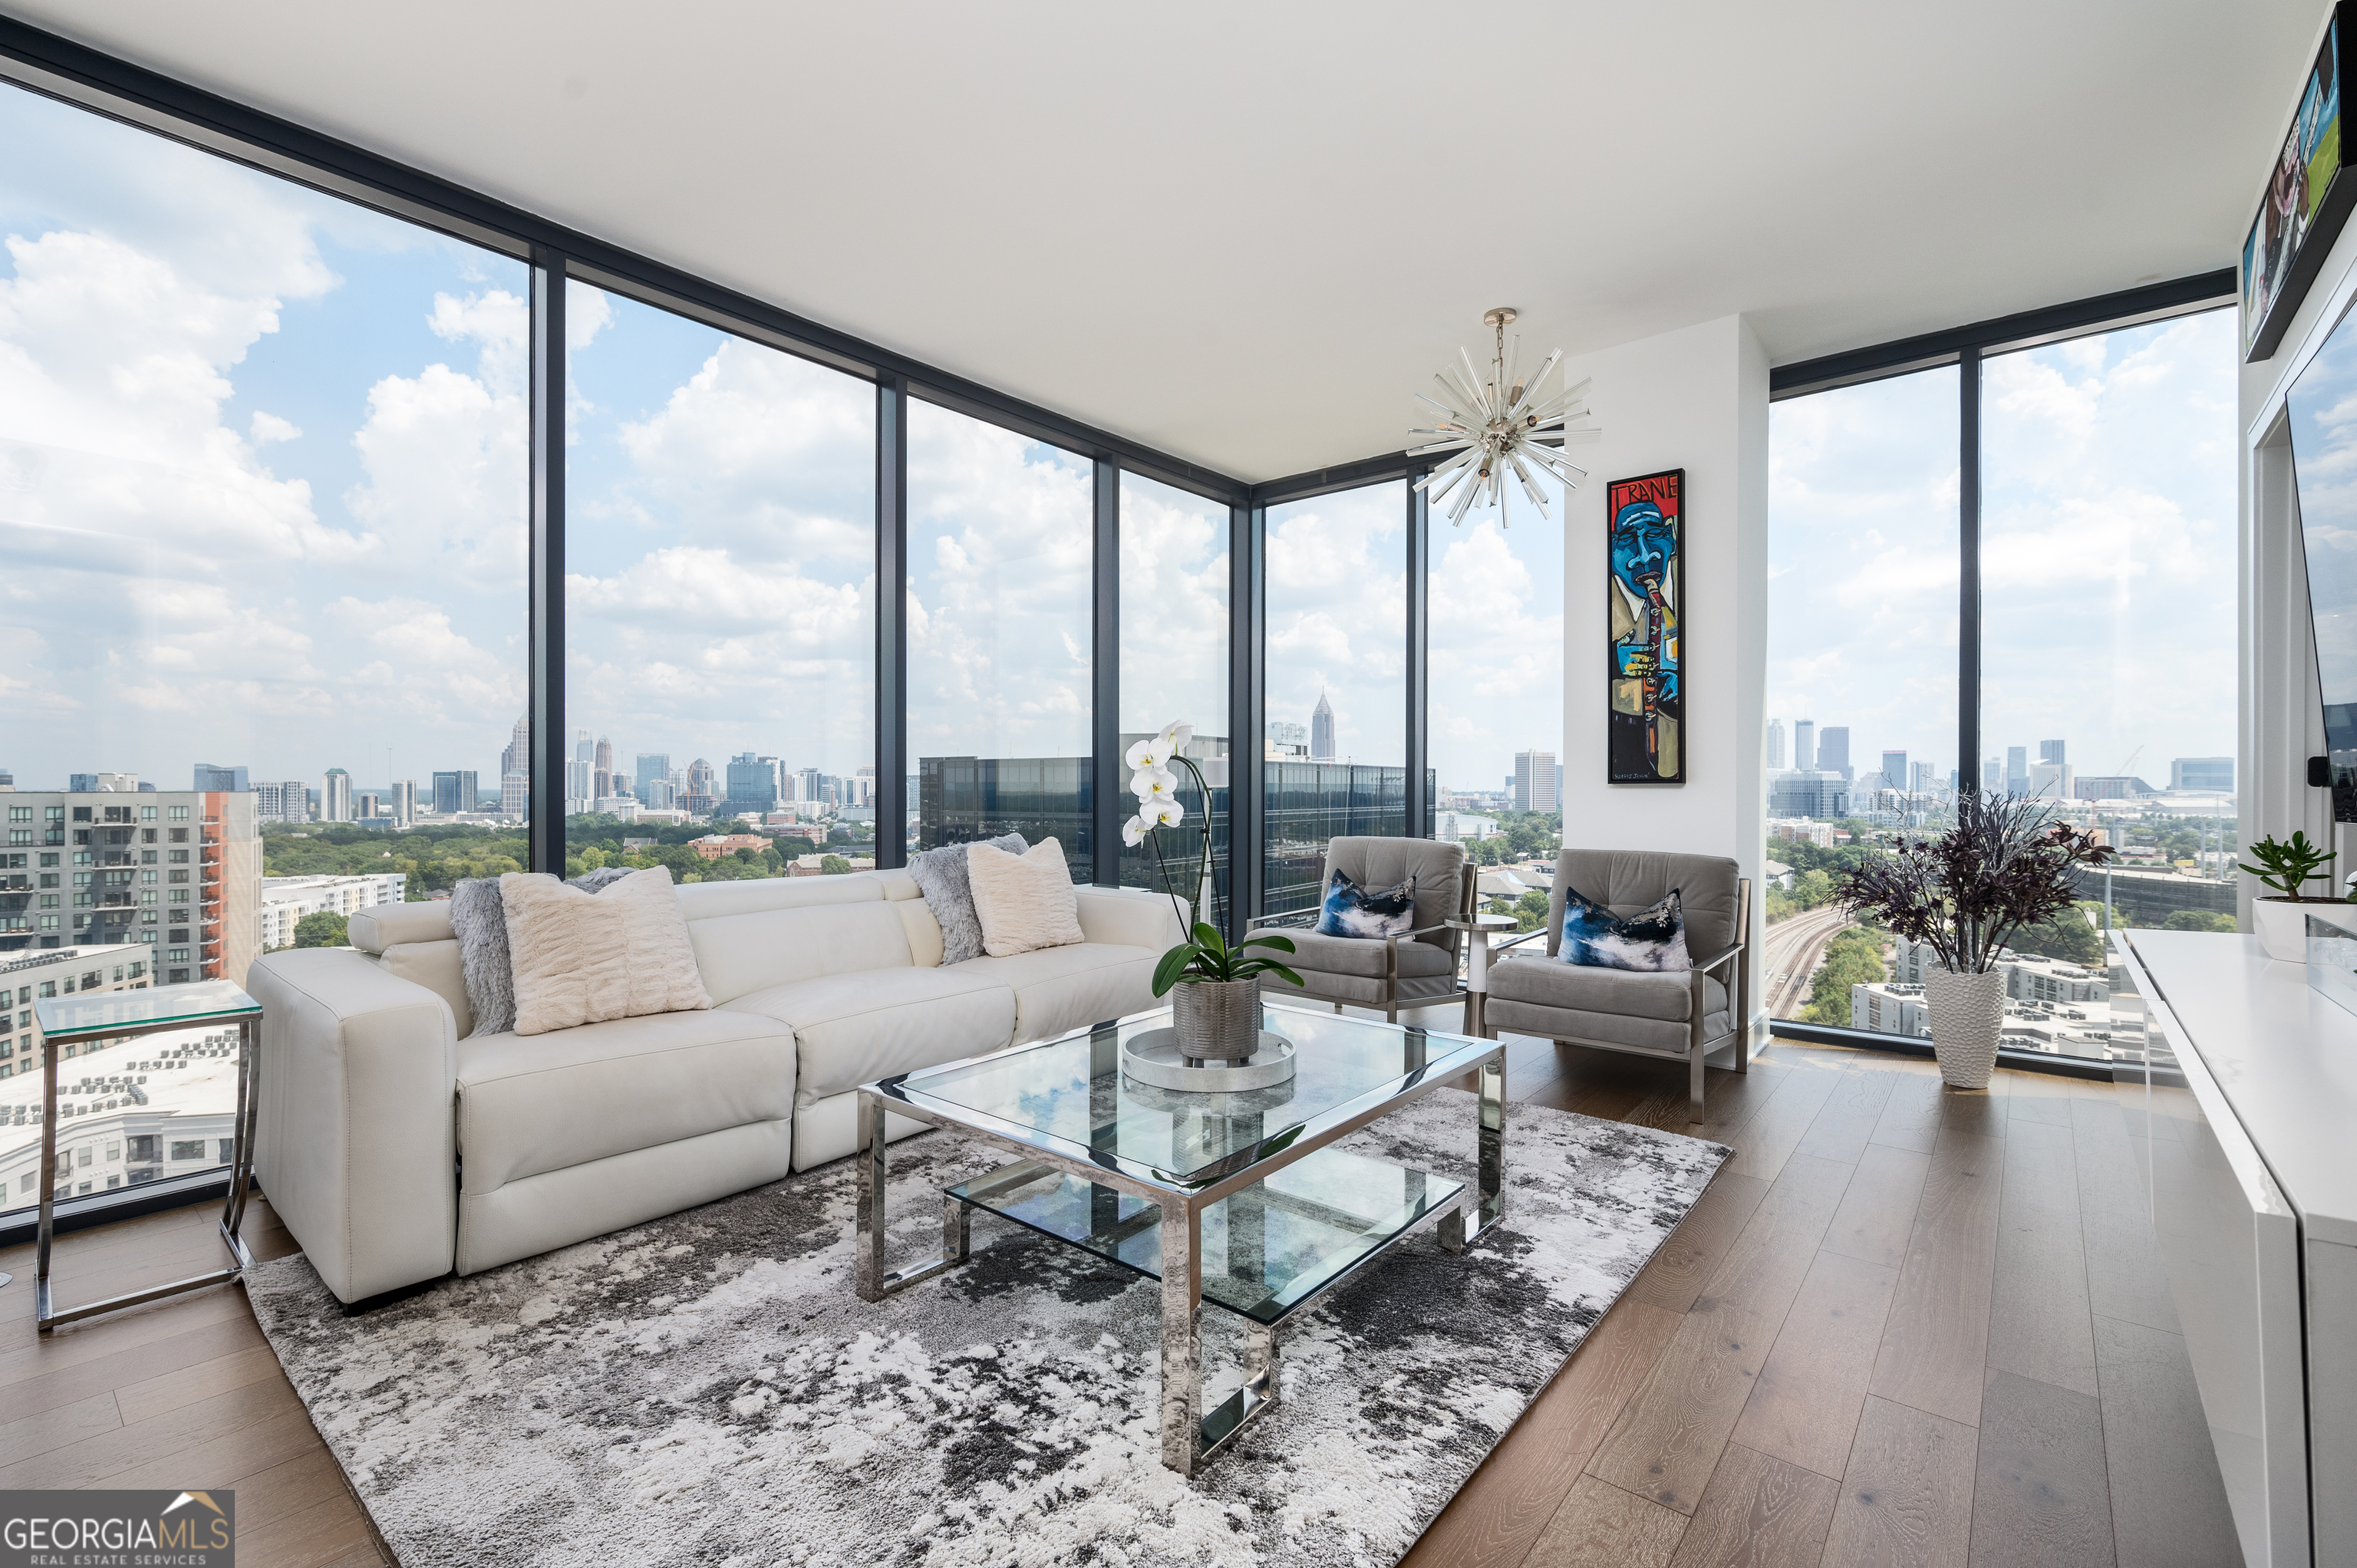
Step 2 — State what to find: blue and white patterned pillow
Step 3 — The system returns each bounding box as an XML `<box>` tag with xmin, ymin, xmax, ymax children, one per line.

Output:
<box><xmin>1313</xmin><ymin>868</ymin><xmax>1417</xmax><ymax>940</ymax></box>
<box><xmin>1558</xmin><ymin>885</ymin><xmax>1691</xmax><ymax>972</ymax></box>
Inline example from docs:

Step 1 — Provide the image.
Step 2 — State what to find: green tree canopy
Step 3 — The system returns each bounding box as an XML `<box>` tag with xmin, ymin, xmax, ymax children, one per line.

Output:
<box><xmin>293</xmin><ymin>911</ymin><xmax>348</xmax><ymax>948</ymax></box>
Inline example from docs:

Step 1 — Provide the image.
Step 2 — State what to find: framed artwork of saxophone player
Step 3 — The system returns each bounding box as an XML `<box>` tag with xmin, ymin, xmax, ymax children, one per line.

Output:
<box><xmin>1606</xmin><ymin>469</ymin><xmax>1685</xmax><ymax>784</ymax></box>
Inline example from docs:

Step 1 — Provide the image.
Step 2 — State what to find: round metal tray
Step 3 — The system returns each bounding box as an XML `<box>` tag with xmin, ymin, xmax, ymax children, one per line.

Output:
<box><xmin>1120</xmin><ymin>1027</ymin><xmax>1297</xmax><ymax>1092</ymax></box>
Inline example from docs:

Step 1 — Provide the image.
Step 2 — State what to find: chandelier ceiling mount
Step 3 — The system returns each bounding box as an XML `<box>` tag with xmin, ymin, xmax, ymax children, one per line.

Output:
<box><xmin>1410</xmin><ymin>307</ymin><xmax>1600</xmax><ymax>526</ymax></box>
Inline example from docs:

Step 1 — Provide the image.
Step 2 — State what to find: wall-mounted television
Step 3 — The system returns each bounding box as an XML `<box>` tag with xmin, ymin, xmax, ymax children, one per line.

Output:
<box><xmin>2289</xmin><ymin>301</ymin><xmax>2357</xmax><ymax>819</ymax></box>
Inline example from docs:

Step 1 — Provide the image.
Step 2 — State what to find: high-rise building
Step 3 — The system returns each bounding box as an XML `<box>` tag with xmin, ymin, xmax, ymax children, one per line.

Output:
<box><xmin>391</xmin><ymin>779</ymin><xmax>417</xmax><ymax>827</ymax></box>
<box><xmin>2171</xmin><ymin>756</ymin><xmax>2234</xmax><ymax>792</ymax></box>
<box><xmin>566</xmin><ymin>758</ymin><xmax>591</xmax><ymax>813</ymax></box>
<box><xmin>1513</xmin><ymin>749</ymin><xmax>1558</xmax><ymax>813</ymax></box>
<box><xmin>1881</xmin><ymin>750</ymin><xmax>1907</xmax><ymax>797</ymax></box>
<box><xmin>796</xmin><ymin>766</ymin><xmax>826</xmax><ymax>806</ymax></box>
<box><xmin>1266</xmin><ymin>720</ymin><xmax>1307</xmax><ymax>759</ymax></box>
<box><xmin>685</xmin><ymin>758</ymin><xmax>717</xmax><ymax>814</ymax></box>
<box><xmin>1765</xmin><ymin>719</ymin><xmax>1786</xmax><ymax>771</ymax></box>
<box><xmin>575</xmin><ymin>728</ymin><xmax>595</xmax><ymax>765</ymax></box>
<box><xmin>1767</xmin><ymin>772</ymin><xmax>1851</xmax><ymax>819</ymax></box>
<box><xmin>592</xmin><ymin>735</ymin><xmax>614</xmax><ymax>802</ymax></box>
<box><xmin>502</xmin><ymin>715</ymin><xmax>531</xmax><ymax>780</ymax></box>
<box><xmin>1817</xmin><ymin>726</ymin><xmax>1851</xmax><ymax>782</ymax></box>
<box><xmin>499</xmin><ymin>771</ymin><xmax>529</xmax><ymax>819</ymax></box>
<box><xmin>635</xmin><ymin>753</ymin><xmax>670</xmax><ymax>799</ymax></box>
<box><xmin>2006</xmin><ymin>746</ymin><xmax>2028</xmax><ymax>796</ymax></box>
<box><xmin>1911</xmin><ymin>761</ymin><xmax>1937</xmax><ymax>796</ymax></box>
<box><xmin>192</xmin><ymin>763</ymin><xmax>248</xmax><ymax>792</ymax></box>
<box><xmin>727</xmin><ymin>754</ymin><xmax>783</xmax><ymax>818</ymax></box>
<box><xmin>69</xmin><ymin>772</ymin><xmax>137</xmax><ymax>792</ymax></box>
<box><xmin>283</xmin><ymin>779</ymin><xmax>310</xmax><ymax>822</ymax></box>
<box><xmin>1310</xmin><ymin>692</ymin><xmax>1337</xmax><ymax>761</ymax></box>
<box><xmin>2039</xmin><ymin>740</ymin><xmax>2066</xmax><ymax>766</ymax></box>
<box><xmin>0</xmin><ymin>787</ymin><xmax>260</xmax><ymax>989</ymax></box>
<box><xmin>1794</xmin><ymin>720</ymin><xmax>1815</xmax><ymax>772</ymax></box>
<box><xmin>322</xmin><ymin>768</ymin><xmax>352</xmax><ymax>823</ymax></box>
<box><xmin>2028</xmin><ymin>762</ymin><xmax>2075</xmax><ymax>799</ymax></box>
<box><xmin>431</xmin><ymin>770</ymin><xmax>478</xmax><ymax>815</ymax></box>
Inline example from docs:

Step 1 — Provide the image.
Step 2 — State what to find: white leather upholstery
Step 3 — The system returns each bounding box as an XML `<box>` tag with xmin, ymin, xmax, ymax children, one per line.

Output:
<box><xmin>687</xmin><ymin>902</ymin><xmax>915</xmax><ymax>1005</ymax></box>
<box><xmin>377</xmin><ymin>936</ymin><xmax>473</xmax><ymax>1041</ymax></box>
<box><xmin>794</xmin><ymin>1091</ymin><xmax>937</xmax><ymax>1171</ymax></box>
<box><xmin>674</xmin><ymin>873</ymin><xmax>884</xmax><ymax>921</ymax></box>
<box><xmin>456</xmin><ymin>1010</ymin><xmax>796</xmax><ymax>1192</ymax></box>
<box><xmin>249</xmin><ymin>949</ymin><xmax>459</xmax><ymax>1303</ymax></box>
<box><xmin>348</xmin><ymin>901</ymin><xmax>456</xmax><ymax>954</ymax></box>
<box><xmin>898</xmin><ymin>899</ymin><xmax>945</xmax><ymax>967</ymax></box>
<box><xmin>719</xmin><ymin>968</ymin><xmax>1014</xmax><ymax>1107</ymax></box>
<box><xmin>457</xmin><ymin>1118</ymin><xmax>793</xmax><ymax>1276</ymax></box>
<box><xmin>1073</xmin><ymin>884</ymin><xmax>1189</xmax><ymax>950</ymax></box>
<box><xmin>949</xmin><ymin>943</ymin><xmax>1162</xmax><ymax>1044</ymax></box>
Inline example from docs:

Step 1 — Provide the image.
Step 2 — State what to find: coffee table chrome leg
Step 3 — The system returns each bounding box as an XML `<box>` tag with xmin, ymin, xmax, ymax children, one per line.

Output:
<box><xmin>1159</xmin><ymin>1198</ymin><xmax>1204</xmax><ymax>1476</ymax></box>
<box><xmin>855</xmin><ymin>1093</ymin><xmax>971</xmax><ymax>1301</ymax></box>
<box><xmin>1442</xmin><ymin>1052</ymin><xmax>1508</xmax><ymax>1254</ymax></box>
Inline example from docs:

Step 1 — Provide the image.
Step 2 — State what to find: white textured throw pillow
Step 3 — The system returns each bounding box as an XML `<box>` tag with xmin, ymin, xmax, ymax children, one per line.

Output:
<box><xmin>966</xmin><ymin>836</ymin><xmax>1086</xmax><ymax>958</ymax></box>
<box><xmin>499</xmin><ymin>865</ymin><xmax>712</xmax><ymax>1036</ymax></box>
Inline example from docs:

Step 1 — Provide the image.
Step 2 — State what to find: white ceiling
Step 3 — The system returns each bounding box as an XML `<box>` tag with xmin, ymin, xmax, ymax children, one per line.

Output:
<box><xmin>2</xmin><ymin>2</ymin><xmax>2326</xmax><ymax>480</ymax></box>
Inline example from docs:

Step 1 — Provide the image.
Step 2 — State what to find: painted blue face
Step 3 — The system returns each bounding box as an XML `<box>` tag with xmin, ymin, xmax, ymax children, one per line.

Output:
<box><xmin>1610</xmin><ymin>501</ymin><xmax>1674</xmax><ymax>592</ymax></box>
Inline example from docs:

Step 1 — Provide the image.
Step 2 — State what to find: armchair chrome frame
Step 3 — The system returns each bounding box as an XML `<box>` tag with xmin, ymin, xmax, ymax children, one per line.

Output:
<box><xmin>1245</xmin><ymin>861</ymin><xmax>1480</xmax><ymax>1023</ymax></box>
<box><xmin>1492</xmin><ymin>876</ymin><xmax>1752</xmax><ymax>1118</ymax></box>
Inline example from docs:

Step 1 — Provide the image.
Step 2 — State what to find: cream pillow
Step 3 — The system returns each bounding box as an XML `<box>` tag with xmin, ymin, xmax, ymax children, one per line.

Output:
<box><xmin>499</xmin><ymin>866</ymin><xmax>712</xmax><ymax>1036</ymax></box>
<box><xmin>966</xmin><ymin>836</ymin><xmax>1086</xmax><ymax>958</ymax></box>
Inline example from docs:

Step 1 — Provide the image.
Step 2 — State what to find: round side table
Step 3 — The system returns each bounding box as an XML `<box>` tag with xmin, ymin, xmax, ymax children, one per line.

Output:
<box><xmin>1446</xmin><ymin>912</ymin><xmax>1522</xmax><ymax>1038</ymax></box>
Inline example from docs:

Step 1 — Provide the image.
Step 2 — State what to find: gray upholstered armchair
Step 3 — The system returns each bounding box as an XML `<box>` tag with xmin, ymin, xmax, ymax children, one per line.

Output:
<box><xmin>1248</xmin><ymin>836</ymin><xmax>1476</xmax><ymax>1023</ymax></box>
<box><xmin>1484</xmin><ymin>848</ymin><xmax>1750</xmax><ymax>1118</ymax></box>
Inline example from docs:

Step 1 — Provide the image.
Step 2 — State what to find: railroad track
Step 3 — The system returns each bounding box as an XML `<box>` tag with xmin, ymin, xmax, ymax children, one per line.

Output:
<box><xmin>1759</xmin><ymin>904</ymin><xmax>1860</xmax><ymax>1020</ymax></box>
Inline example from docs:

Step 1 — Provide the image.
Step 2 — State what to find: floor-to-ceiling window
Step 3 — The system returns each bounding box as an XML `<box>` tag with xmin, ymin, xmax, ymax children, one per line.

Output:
<box><xmin>562</xmin><ymin>285</ymin><xmax>875</xmax><ymax>881</ymax></box>
<box><xmin>1429</xmin><ymin>468</ymin><xmax>1566</xmax><ymax>917</ymax></box>
<box><xmin>1261</xmin><ymin>479</ymin><xmax>1409</xmax><ymax>915</ymax></box>
<box><xmin>1118</xmin><ymin>471</ymin><xmax>1229</xmax><ymax>915</ymax></box>
<box><xmin>1765</xmin><ymin>303</ymin><xmax>2235</xmax><ymax>1061</ymax></box>
<box><xmin>0</xmin><ymin>82</ymin><xmax>528</xmax><ymax>1213</ymax></box>
<box><xmin>905</xmin><ymin>401</ymin><xmax>1096</xmax><ymax>878</ymax></box>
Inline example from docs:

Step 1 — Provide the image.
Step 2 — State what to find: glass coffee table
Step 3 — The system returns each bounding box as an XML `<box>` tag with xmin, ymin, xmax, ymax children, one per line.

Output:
<box><xmin>855</xmin><ymin>998</ymin><xmax>1507</xmax><ymax>1475</ymax></box>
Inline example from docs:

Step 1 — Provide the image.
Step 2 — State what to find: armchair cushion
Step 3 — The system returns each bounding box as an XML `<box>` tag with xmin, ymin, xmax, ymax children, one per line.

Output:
<box><xmin>1548</xmin><ymin>849</ymin><xmax>1740</xmax><ymax>963</ymax></box>
<box><xmin>1321</xmin><ymin>837</ymin><xmax>1467</xmax><ymax>950</ymax></box>
<box><xmin>1312</xmin><ymin>868</ymin><xmax>1417</xmax><ymax>940</ymax></box>
<box><xmin>1558</xmin><ymin>885</ymin><xmax>1691</xmax><ymax>972</ymax></box>
<box><xmin>1277</xmin><ymin>928</ymin><xmax>1457</xmax><ymax>980</ymax></box>
<box><xmin>1491</xmin><ymin>955</ymin><xmax>1726</xmax><ymax>1021</ymax></box>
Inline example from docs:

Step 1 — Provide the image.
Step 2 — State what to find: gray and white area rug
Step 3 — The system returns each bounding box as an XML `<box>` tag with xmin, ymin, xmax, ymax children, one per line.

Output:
<box><xmin>246</xmin><ymin>1091</ymin><xmax>1727</xmax><ymax>1568</ymax></box>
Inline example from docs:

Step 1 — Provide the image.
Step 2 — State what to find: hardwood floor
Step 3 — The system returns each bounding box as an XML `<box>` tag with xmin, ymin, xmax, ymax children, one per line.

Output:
<box><xmin>0</xmin><ymin>1027</ymin><xmax>2237</xmax><ymax>1568</ymax></box>
<box><xmin>1402</xmin><ymin>1026</ymin><xmax>2244</xmax><ymax>1568</ymax></box>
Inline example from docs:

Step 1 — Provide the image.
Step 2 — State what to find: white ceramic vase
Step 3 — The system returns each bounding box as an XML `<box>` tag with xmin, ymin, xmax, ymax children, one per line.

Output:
<box><xmin>2251</xmin><ymin>897</ymin><xmax>2326</xmax><ymax>962</ymax></box>
<box><xmin>1924</xmin><ymin>967</ymin><xmax>2006</xmax><ymax>1090</ymax></box>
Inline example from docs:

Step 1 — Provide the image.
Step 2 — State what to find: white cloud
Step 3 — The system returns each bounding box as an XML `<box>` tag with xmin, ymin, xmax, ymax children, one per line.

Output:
<box><xmin>248</xmin><ymin>410</ymin><xmax>300</xmax><ymax>445</ymax></box>
<box><xmin>1267</xmin><ymin>483</ymin><xmax>1406</xmax><ymax>763</ymax></box>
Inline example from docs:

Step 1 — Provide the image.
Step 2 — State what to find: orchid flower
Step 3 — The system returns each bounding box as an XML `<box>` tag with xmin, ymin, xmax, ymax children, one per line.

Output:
<box><xmin>1146</xmin><ymin>798</ymin><xmax>1184</xmax><ymax>829</ymax></box>
<box><xmin>1132</xmin><ymin>766</ymin><xmax>1181</xmax><ymax>805</ymax></box>
<box><xmin>1121</xmin><ymin>813</ymin><xmax>1148</xmax><ymax>848</ymax></box>
<box><xmin>1126</xmin><ymin>733</ymin><xmax>1174</xmax><ymax>771</ymax></box>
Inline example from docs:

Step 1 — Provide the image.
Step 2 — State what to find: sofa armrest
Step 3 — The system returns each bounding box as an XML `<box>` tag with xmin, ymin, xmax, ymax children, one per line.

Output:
<box><xmin>247</xmin><ymin>949</ymin><xmax>459</xmax><ymax>1304</ymax></box>
<box><xmin>1073</xmin><ymin>884</ymin><xmax>1189</xmax><ymax>950</ymax></box>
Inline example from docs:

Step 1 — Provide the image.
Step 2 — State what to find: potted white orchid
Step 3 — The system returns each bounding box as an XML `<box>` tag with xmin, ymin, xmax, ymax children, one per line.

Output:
<box><xmin>1125</xmin><ymin>720</ymin><xmax>1301</xmax><ymax>1062</ymax></box>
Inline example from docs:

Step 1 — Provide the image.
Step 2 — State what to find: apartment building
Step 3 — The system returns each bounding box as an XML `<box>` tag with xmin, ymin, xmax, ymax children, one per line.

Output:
<box><xmin>259</xmin><ymin>872</ymin><xmax>410</xmax><ymax>951</ymax></box>
<box><xmin>0</xmin><ymin>943</ymin><xmax>153</xmax><ymax>1081</ymax></box>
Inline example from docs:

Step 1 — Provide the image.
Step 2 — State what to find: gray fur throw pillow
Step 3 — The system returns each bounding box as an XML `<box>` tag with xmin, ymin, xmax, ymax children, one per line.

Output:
<box><xmin>448</xmin><ymin>877</ymin><xmax>516</xmax><ymax>1038</ymax></box>
<box><xmin>909</xmin><ymin>832</ymin><xmax>1027</xmax><ymax>965</ymax></box>
<box><xmin>448</xmin><ymin>867</ymin><xmax>640</xmax><ymax>1036</ymax></box>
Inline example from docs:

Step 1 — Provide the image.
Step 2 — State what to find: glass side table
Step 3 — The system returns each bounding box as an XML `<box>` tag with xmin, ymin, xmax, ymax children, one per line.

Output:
<box><xmin>28</xmin><ymin>980</ymin><xmax>263</xmax><ymax>1334</ymax></box>
<box><xmin>1445</xmin><ymin>912</ymin><xmax>1522</xmax><ymax>1038</ymax></box>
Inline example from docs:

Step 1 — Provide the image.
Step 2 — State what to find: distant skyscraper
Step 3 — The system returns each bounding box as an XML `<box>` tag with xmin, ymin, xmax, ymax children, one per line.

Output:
<box><xmin>2039</xmin><ymin>740</ymin><xmax>2066</xmax><ymax>766</ymax></box>
<box><xmin>1514</xmin><ymin>750</ymin><xmax>1559</xmax><ymax>813</ymax></box>
<box><xmin>1765</xmin><ymin>719</ymin><xmax>1786</xmax><ymax>771</ymax></box>
<box><xmin>432</xmin><ymin>770</ymin><xmax>478</xmax><ymax>815</ymax></box>
<box><xmin>1983</xmin><ymin>756</ymin><xmax>2002</xmax><ymax>792</ymax></box>
<box><xmin>575</xmin><ymin>728</ymin><xmax>595</xmax><ymax>764</ymax></box>
<box><xmin>1794</xmin><ymin>720</ymin><xmax>1816</xmax><ymax>772</ymax></box>
<box><xmin>500</xmin><ymin>770</ymin><xmax>529</xmax><ymax>819</ymax></box>
<box><xmin>192</xmin><ymin>763</ymin><xmax>248</xmax><ymax>792</ymax></box>
<box><xmin>502</xmin><ymin>715</ymin><xmax>530</xmax><ymax>779</ymax></box>
<box><xmin>1310</xmin><ymin>692</ymin><xmax>1336</xmax><ymax>761</ymax></box>
<box><xmin>1881</xmin><ymin>750</ymin><xmax>1907</xmax><ymax>797</ymax></box>
<box><xmin>391</xmin><ymin>779</ymin><xmax>417</xmax><ymax>827</ymax></box>
<box><xmin>631</xmin><ymin>753</ymin><xmax>668</xmax><ymax>800</ymax></box>
<box><xmin>685</xmin><ymin>758</ymin><xmax>717</xmax><ymax>812</ymax></box>
<box><xmin>592</xmin><ymin>735</ymin><xmax>615</xmax><ymax>802</ymax></box>
<box><xmin>1818</xmin><ymin>726</ymin><xmax>1851</xmax><ymax>782</ymax></box>
<box><xmin>2006</xmin><ymin>746</ymin><xmax>2028</xmax><ymax>796</ymax></box>
<box><xmin>1911</xmin><ymin>761</ymin><xmax>1936</xmax><ymax>796</ymax></box>
<box><xmin>727</xmin><ymin>754</ymin><xmax>783</xmax><ymax>817</ymax></box>
<box><xmin>322</xmin><ymin>768</ymin><xmax>353</xmax><ymax>823</ymax></box>
<box><xmin>282</xmin><ymin>778</ymin><xmax>310</xmax><ymax>822</ymax></box>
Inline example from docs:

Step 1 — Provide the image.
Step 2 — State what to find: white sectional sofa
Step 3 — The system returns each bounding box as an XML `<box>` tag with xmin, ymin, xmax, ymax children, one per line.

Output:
<box><xmin>245</xmin><ymin>868</ymin><xmax>1184</xmax><ymax>1303</ymax></box>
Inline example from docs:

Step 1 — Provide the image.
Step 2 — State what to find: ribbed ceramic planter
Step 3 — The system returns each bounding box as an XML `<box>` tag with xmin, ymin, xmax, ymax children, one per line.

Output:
<box><xmin>1172</xmin><ymin>977</ymin><xmax>1261</xmax><ymax>1062</ymax></box>
<box><xmin>1924</xmin><ymin>967</ymin><xmax>2006</xmax><ymax>1090</ymax></box>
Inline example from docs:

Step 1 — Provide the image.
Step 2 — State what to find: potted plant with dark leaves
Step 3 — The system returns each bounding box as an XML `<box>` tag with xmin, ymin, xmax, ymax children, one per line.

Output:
<box><xmin>2241</xmin><ymin>830</ymin><xmax>2338</xmax><ymax>961</ymax></box>
<box><xmin>1122</xmin><ymin>721</ymin><xmax>1303</xmax><ymax>1060</ymax></box>
<box><xmin>1831</xmin><ymin>792</ymin><xmax>2112</xmax><ymax>1089</ymax></box>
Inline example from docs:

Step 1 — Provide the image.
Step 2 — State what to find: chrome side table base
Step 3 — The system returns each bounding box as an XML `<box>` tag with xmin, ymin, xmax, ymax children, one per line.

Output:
<box><xmin>853</xmin><ymin>1039</ymin><xmax>1509</xmax><ymax>1477</ymax></box>
<box><xmin>1447</xmin><ymin>913</ymin><xmax>1518</xmax><ymax>1040</ymax></box>
<box><xmin>35</xmin><ymin>1010</ymin><xmax>262</xmax><ymax>1335</ymax></box>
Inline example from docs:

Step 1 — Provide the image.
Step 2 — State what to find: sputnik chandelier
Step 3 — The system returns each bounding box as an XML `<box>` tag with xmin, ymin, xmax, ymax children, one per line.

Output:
<box><xmin>1410</xmin><ymin>307</ymin><xmax>1599</xmax><ymax>525</ymax></box>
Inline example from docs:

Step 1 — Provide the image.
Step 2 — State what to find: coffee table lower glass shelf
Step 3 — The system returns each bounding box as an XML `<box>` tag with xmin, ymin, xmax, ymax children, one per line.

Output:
<box><xmin>948</xmin><ymin>1147</ymin><xmax>1465</xmax><ymax>1325</ymax></box>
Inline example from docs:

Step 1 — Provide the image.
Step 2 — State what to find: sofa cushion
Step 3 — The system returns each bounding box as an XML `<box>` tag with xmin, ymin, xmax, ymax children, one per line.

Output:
<box><xmin>1488</xmin><ymin>956</ymin><xmax>1726</xmax><ymax>1021</ymax></box>
<box><xmin>950</xmin><ymin>943</ymin><xmax>1162</xmax><ymax>1044</ymax></box>
<box><xmin>909</xmin><ymin>830</ymin><xmax>1027</xmax><ymax>965</ymax></box>
<box><xmin>456</xmin><ymin>1009</ymin><xmax>796</xmax><ymax>1193</ymax></box>
<box><xmin>720</xmin><ymin>967</ymin><xmax>1016</xmax><ymax>1108</ymax></box>
<box><xmin>1260</xmin><ymin>970</ymin><xmax>1463</xmax><ymax>1008</ymax></box>
<box><xmin>1274</xmin><ymin>928</ymin><xmax>1455</xmax><ymax>980</ymax></box>
<box><xmin>687</xmin><ymin>901</ymin><xmax>915</xmax><ymax>1005</ymax></box>
<box><xmin>968</xmin><ymin>837</ymin><xmax>1086</xmax><ymax>957</ymax></box>
<box><xmin>501</xmin><ymin>868</ymin><xmax>711</xmax><ymax>1036</ymax></box>
<box><xmin>375</xmin><ymin>935</ymin><xmax>473</xmax><ymax>1041</ymax></box>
